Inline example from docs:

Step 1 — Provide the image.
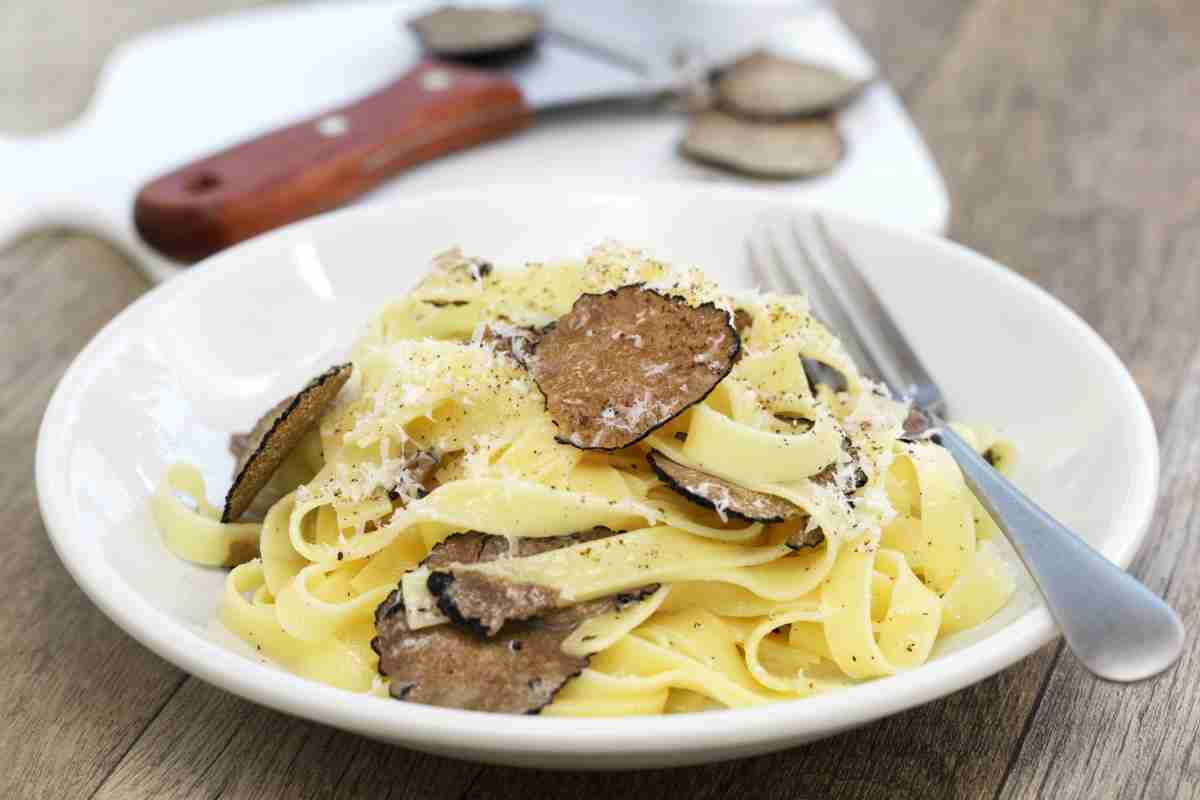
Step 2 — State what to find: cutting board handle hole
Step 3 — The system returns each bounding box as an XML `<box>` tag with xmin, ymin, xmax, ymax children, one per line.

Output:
<box><xmin>186</xmin><ymin>172</ymin><xmax>221</xmax><ymax>194</ymax></box>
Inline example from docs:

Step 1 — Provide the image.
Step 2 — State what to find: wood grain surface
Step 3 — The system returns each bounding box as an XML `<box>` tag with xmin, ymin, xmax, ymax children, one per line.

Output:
<box><xmin>2</xmin><ymin>0</ymin><xmax>1196</xmax><ymax>798</ymax></box>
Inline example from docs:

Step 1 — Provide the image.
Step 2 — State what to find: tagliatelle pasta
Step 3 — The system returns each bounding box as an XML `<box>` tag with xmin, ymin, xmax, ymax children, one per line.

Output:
<box><xmin>153</xmin><ymin>245</ymin><xmax>1017</xmax><ymax>715</ymax></box>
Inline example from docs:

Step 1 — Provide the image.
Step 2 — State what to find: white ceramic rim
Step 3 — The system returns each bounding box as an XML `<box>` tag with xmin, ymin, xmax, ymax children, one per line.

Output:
<box><xmin>36</xmin><ymin>183</ymin><xmax>1159</xmax><ymax>759</ymax></box>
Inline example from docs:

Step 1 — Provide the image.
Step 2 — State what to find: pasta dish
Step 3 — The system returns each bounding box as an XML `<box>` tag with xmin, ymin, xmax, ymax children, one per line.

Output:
<box><xmin>152</xmin><ymin>245</ymin><xmax>1016</xmax><ymax>715</ymax></box>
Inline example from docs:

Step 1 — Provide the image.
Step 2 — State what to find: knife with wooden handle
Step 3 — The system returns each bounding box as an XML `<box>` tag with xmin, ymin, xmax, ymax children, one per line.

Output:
<box><xmin>135</xmin><ymin>60</ymin><xmax>530</xmax><ymax>263</ymax></box>
<box><xmin>134</xmin><ymin>21</ymin><xmax>665</xmax><ymax>264</ymax></box>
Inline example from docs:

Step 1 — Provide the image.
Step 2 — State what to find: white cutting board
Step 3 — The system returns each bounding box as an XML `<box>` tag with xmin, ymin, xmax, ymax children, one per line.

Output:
<box><xmin>0</xmin><ymin>0</ymin><xmax>948</xmax><ymax>283</ymax></box>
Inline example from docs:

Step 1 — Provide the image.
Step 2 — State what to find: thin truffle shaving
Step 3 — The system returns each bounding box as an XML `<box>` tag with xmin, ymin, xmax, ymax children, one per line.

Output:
<box><xmin>647</xmin><ymin>449</ymin><xmax>802</xmax><ymax>524</ymax></box>
<box><xmin>373</xmin><ymin>588</ymin><xmax>656</xmax><ymax>714</ymax></box>
<box><xmin>680</xmin><ymin>111</ymin><xmax>843</xmax><ymax>179</ymax></box>
<box><xmin>228</xmin><ymin>397</ymin><xmax>289</xmax><ymax>463</ymax></box>
<box><xmin>646</xmin><ymin>449</ymin><xmax>826</xmax><ymax>547</ymax></box>
<box><xmin>373</xmin><ymin>529</ymin><xmax>656</xmax><ymax>713</ymax></box>
<box><xmin>408</xmin><ymin>6</ymin><xmax>543</xmax><ymax>59</ymax></box>
<box><xmin>424</xmin><ymin>529</ymin><xmax>618</xmax><ymax>569</ymax></box>
<box><xmin>527</xmin><ymin>285</ymin><xmax>740</xmax><ymax>450</ymax></box>
<box><xmin>716</xmin><ymin>51</ymin><xmax>867</xmax><ymax>118</ymax></box>
<box><xmin>222</xmin><ymin>363</ymin><xmax>351</xmax><ymax>522</ymax></box>
<box><xmin>372</xmin><ymin>589</ymin><xmax>587</xmax><ymax>713</ymax></box>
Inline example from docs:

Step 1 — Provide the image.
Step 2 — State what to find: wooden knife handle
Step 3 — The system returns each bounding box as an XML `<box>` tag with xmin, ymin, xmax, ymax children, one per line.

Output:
<box><xmin>134</xmin><ymin>59</ymin><xmax>531</xmax><ymax>263</ymax></box>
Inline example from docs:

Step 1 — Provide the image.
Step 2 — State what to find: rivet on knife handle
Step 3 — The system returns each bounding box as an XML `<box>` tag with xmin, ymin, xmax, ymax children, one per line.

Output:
<box><xmin>133</xmin><ymin>59</ymin><xmax>531</xmax><ymax>264</ymax></box>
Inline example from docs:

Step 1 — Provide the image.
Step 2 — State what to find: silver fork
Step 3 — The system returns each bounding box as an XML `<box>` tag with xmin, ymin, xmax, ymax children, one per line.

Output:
<box><xmin>747</xmin><ymin>213</ymin><xmax>1184</xmax><ymax>683</ymax></box>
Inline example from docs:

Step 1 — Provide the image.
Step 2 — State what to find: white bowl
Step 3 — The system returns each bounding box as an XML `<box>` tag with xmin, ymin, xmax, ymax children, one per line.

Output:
<box><xmin>36</xmin><ymin>183</ymin><xmax>1158</xmax><ymax>769</ymax></box>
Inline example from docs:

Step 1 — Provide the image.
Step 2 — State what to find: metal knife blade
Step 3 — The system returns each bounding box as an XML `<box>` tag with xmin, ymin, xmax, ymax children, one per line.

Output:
<box><xmin>500</xmin><ymin>29</ymin><xmax>666</xmax><ymax>111</ymax></box>
<box><xmin>541</xmin><ymin>0</ymin><xmax>815</xmax><ymax>84</ymax></box>
<box><xmin>505</xmin><ymin>0</ymin><xmax>818</xmax><ymax>111</ymax></box>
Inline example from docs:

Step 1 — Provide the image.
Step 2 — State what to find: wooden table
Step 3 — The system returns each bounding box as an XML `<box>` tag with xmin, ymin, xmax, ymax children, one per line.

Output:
<box><xmin>3</xmin><ymin>1</ymin><xmax>1197</xmax><ymax>797</ymax></box>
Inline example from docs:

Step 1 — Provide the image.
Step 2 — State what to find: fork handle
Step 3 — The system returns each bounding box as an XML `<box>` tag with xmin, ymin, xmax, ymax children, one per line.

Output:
<box><xmin>937</xmin><ymin>426</ymin><xmax>1183</xmax><ymax>682</ymax></box>
<box><xmin>133</xmin><ymin>59</ymin><xmax>530</xmax><ymax>264</ymax></box>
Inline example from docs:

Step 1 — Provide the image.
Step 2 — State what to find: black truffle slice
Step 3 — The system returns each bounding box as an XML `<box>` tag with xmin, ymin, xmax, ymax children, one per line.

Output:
<box><xmin>716</xmin><ymin>51</ymin><xmax>867</xmax><ymax>118</ymax></box>
<box><xmin>647</xmin><ymin>450</ymin><xmax>802</xmax><ymax>524</ymax></box>
<box><xmin>372</xmin><ymin>528</ymin><xmax>653</xmax><ymax>714</ymax></box>
<box><xmin>527</xmin><ymin>285</ymin><xmax>740</xmax><ymax>450</ymax></box>
<box><xmin>423</xmin><ymin>528</ymin><xmax>617</xmax><ymax>569</ymax></box>
<box><xmin>373</xmin><ymin>589</ymin><xmax>649</xmax><ymax>714</ymax></box>
<box><xmin>479</xmin><ymin>322</ymin><xmax>541</xmax><ymax>367</ymax></box>
<box><xmin>408</xmin><ymin>6</ymin><xmax>542</xmax><ymax>59</ymax></box>
<box><xmin>221</xmin><ymin>364</ymin><xmax>352</xmax><ymax>523</ymax></box>
<box><xmin>419</xmin><ymin>528</ymin><xmax>618</xmax><ymax>636</ymax></box>
<box><xmin>680</xmin><ymin>110</ymin><xmax>843</xmax><ymax>179</ymax></box>
<box><xmin>785</xmin><ymin>525</ymin><xmax>825</xmax><ymax>550</ymax></box>
<box><xmin>228</xmin><ymin>397</ymin><xmax>290</xmax><ymax>464</ymax></box>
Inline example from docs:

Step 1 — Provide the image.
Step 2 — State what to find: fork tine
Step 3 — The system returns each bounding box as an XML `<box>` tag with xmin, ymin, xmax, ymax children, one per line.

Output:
<box><xmin>745</xmin><ymin>218</ymin><xmax>866</xmax><ymax>394</ymax></box>
<box><xmin>807</xmin><ymin>214</ymin><xmax>947</xmax><ymax>415</ymax></box>
<box><xmin>758</xmin><ymin>216</ymin><xmax>889</xmax><ymax>387</ymax></box>
<box><xmin>744</xmin><ymin>233</ymin><xmax>781</xmax><ymax>294</ymax></box>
